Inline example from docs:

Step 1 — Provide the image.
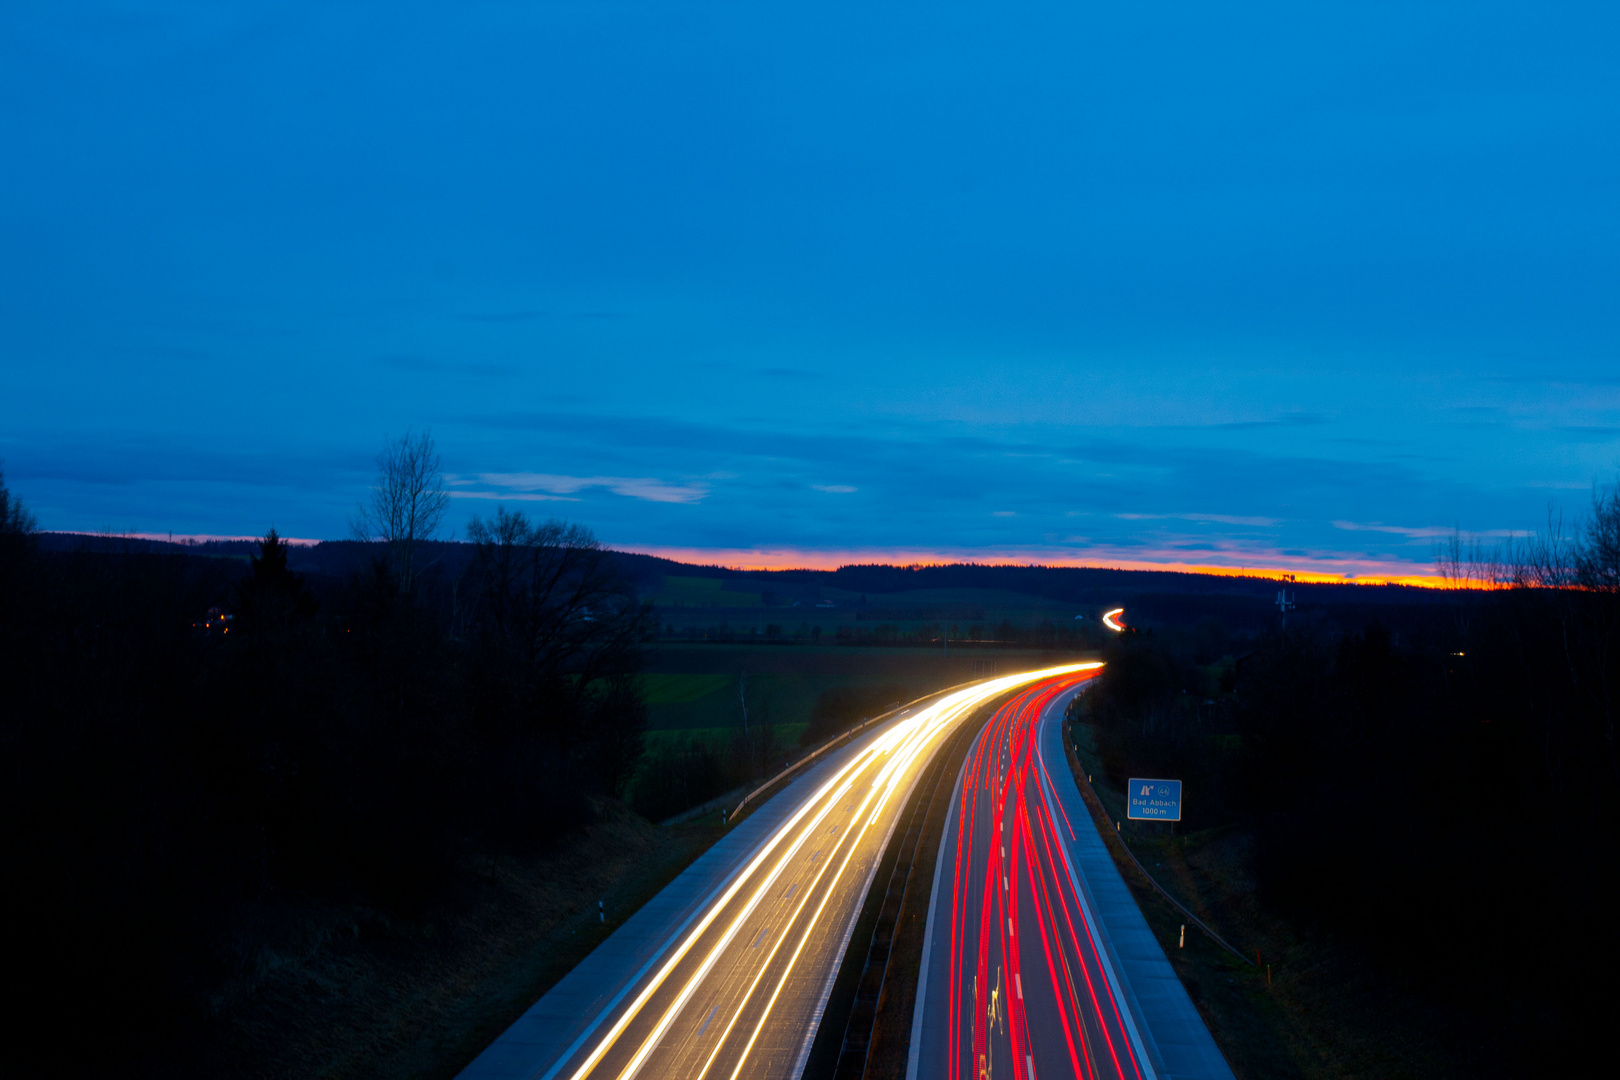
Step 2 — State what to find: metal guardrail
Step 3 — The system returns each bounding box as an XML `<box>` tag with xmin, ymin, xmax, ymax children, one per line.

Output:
<box><xmin>725</xmin><ymin>674</ymin><xmax>1013</xmax><ymax>824</ymax></box>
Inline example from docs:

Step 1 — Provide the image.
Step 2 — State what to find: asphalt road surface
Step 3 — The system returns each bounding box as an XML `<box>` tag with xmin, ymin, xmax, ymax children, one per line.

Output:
<box><xmin>465</xmin><ymin>663</ymin><xmax>1099</xmax><ymax>1080</ymax></box>
<box><xmin>910</xmin><ymin>673</ymin><xmax>1233</xmax><ymax>1080</ymax></box>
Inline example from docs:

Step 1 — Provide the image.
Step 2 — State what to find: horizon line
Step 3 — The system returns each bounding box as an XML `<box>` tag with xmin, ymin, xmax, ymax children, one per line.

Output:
<box><xmin>39</xmin><ymin>530</ymin><xmax>1477</xmax><ymax>590</ymax></box>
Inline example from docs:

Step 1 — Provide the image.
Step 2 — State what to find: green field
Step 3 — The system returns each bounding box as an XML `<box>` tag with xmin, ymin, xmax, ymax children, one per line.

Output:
<box><xmin>637</xmin><ymin>673</ymin><xmax>738</xmax><ymax>705</ymax></box>
<box><xmin>646</xmin><ymin>575</ymin><xmax>765</xmax><ymax>608</ymax></box>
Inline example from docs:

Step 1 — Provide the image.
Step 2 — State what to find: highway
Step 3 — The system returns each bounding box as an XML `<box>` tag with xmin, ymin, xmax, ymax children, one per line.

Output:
<box><xmin>463</xmin><ymin>662</ymin><xmax>1099</xmax><ymax>1080</ymax></box>
<box><xmin>909</xmin><ymin>673</ymin><xmax>1234</xmax><ymax>1080</ymax></box>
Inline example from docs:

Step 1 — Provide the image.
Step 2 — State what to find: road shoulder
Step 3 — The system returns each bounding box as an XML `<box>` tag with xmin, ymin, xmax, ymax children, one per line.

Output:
<box><xmin>1037</xmin><ymin>692</ymin><xmax>1237</xmax><ymax>1080</ymax></box>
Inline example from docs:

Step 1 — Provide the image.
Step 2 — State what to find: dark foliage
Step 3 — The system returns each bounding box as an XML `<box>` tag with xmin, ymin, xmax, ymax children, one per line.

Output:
<box><xmin>626</xmin><ymin>737</ymin><xmax>736</xmax><ymax>823</ymax></box>
<box><xmin>1077</xmin><ymin>508</ymin><xmax>1620</xmax><ymax>1072</ymax></box>
<box><xmin>627</xmin><ymin>715</ymin><xmax>790</xmax><ymax>824</ymax></box>
<box><xmin>0</xmin><ymin>499</ymin><xmax>647</xmax><ymax>1075</ymax></box>
<box><xmin>800</xmin><ymin>683</ymin><xmax>916</xmax><ymax>746</ymax></box>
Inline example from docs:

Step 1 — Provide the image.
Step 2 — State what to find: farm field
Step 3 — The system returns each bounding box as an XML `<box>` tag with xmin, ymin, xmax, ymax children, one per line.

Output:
<box><xmin>637</xmin><ymin>643</ymin><xmax>1092</xmax><ymax>744</ymax></box>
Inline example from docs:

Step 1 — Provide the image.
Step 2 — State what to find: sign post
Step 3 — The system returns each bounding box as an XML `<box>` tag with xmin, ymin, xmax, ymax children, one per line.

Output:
<box><xmin>1126</xmin><ymin>778</ymin><xmax>1182</xmax><ymax>822</ymax></box>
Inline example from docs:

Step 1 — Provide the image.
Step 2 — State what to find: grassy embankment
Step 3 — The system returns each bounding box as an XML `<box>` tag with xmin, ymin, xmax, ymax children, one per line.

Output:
<box><xmin>190</xmin><ymin>806</ymin><xmax>722</xmax><ymax>1080</ymax></box>
<box><xmin>1064</xmin><ymin>722</ymin><xmax>1473</xmax><ymax>1080</ymax></box>
<box><xmin>198</xmin><ymin>645</ymin><xmax>1075</xmax><ymax>1079</ymax></box>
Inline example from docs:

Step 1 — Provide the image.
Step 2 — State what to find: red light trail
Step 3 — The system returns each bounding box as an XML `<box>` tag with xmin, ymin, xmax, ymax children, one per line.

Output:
<box><xmin>944</xmin><ymin>673</ymin><xmax>1152</xmax><ymax>1080</ymax></box>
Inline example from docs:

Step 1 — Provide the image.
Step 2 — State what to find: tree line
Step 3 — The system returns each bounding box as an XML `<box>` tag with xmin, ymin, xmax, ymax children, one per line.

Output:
<box><xmin>1076</xmin><ymin>486</ymin><xmax>1620</xmax><ymax>1074</ymax></box>
<box><xmin>0</xmin><ymin>438</ymin><xmax>650</xmax><ymax>1073</ymax></box>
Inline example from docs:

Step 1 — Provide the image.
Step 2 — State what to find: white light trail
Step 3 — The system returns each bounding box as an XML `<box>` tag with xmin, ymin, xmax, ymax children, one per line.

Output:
<box><xmin>563</xmin><ymin>662</ymin><xmax>1102</xmax><ymax>1080</ymax></box>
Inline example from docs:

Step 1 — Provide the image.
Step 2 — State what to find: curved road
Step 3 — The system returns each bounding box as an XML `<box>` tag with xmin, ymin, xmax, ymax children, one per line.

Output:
<box><xmin>910</xmin><ymin>675</ymin><xmax>1234</xmax><ymax>1080</ymax></box>
<box><xmin>461</xmin><ymin>663</ymin><xmax>1099</xmax><ymax>1080</ymax></box>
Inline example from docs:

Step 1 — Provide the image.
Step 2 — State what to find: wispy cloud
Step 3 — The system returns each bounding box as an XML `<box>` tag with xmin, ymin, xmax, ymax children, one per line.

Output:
<box><xmin>1332</xmin><ymin>520</ymin><xmax>1531</xmax><ymax>540</ymax></box>
<box><xmin>1117</xmin><ymin>512</ymin><xmax>1282</xmax><ymax>527</ymax></box>
<box><xmin>1331</xmin><ymin>520</ymin><xmax>1452</xmax><ymax>538</ymax></box>
<box><xmin>811</xmin><ymin>484</ymin><xmax>857</xmax><ymax>494</ymax></box>
<box><xmin>473</xmin><ymin>471</ymin><xmax>709</xmax><ymax>504</ymax></box>
<box><xmin>449</xmin><ymin>490</ymin><xmax>578</xmax><ymax>502</ymax></box>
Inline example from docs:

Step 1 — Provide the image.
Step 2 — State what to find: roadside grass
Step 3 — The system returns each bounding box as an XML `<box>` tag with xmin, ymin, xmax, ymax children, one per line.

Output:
<box><xmin>189</xmin><ymin>653</ymin><xmax>1099</xmax><ymax>1079</ymax></box>
<box><xmin>642</xmin><ymin>724</ymin><xmax>810</xmax><ymax>755</ymax></box>
<box><xmin>1066</xmin><ymin>724</ymin><xmax>1471</xmax><ymax>1080</ymax></box>
<box><xmin>193</xmin><ymin>806</ymin><xmax>726</xmax><ymax>1080</ymax></box>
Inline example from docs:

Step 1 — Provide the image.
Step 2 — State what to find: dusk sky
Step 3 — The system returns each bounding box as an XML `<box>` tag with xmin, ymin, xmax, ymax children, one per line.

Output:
<box><xmin>4</xmin><ymin>2</ymin><xmax>1618</xmax><ymax>580</ymax></box>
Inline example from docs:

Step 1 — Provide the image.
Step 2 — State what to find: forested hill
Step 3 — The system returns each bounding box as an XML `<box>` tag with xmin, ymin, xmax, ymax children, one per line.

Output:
<box><xmin>36</xmin><ymin>531</ymin><xmax>1451</xmax><ymax>620</ymax></box>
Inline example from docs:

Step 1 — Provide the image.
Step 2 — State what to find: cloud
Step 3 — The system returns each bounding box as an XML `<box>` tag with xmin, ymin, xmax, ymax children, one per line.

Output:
<box><xmin>811</xmin><ymin>484</ymin><xmax>858</xmax><ymax>494</ymax></box>
<box><xmin>475</xmin><ymin>471</ymin><xmax>709</xmax><ymax>504</ymax></box>
<box><xmin>448</xmin><ymin>490</ymin><xmax>577</xmax><ymax>502</ymax></box>
<box><xmin>1331</xmin><ymin>520</ymin><xmax>1531</xmax><ymax>540</ymax></box>
<box><xmin>1331</xmin><ymin>520</ymin><xmax>1451</xmax><ymax>538</ymax></box>
<box><xmin>1116</xmin><ymin>512</ymin><xmax>1281</xmax><ymax>527</ymax></box>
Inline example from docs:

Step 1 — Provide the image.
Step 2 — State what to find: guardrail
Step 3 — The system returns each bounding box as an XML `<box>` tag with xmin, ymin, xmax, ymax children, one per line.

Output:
<box><xmin>725</xmin><ymin>712</ymin><xmax>890</xmax><ymax>823</ymax></box>
<box><xmin>725</xmin><ymin>674</ymin><xmax>1014</xmax><ymax>824</ymax></box>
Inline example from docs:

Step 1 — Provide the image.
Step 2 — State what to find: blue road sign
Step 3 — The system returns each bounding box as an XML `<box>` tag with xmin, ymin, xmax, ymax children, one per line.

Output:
<box><xmin>1126</xmin><ymin>778</ymin><xmax>1182</xmax><ymax>821</ymax></box>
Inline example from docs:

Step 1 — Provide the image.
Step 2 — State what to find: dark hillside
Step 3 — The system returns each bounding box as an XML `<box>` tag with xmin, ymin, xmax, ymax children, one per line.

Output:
<box><xmin>1068</xmin><ymin>515</ymin><xmax>1620</xmax><ymax>1075</ymax></box>
<box><xmin>5</xmin><ymin>521</ymin><xmax>649</xmax><ymax>1077</ymax></box>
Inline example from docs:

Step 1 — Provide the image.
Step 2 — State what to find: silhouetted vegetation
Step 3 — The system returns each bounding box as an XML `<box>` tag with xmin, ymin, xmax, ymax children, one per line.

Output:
<box><xmin>1074</xmin><ymin>489</ymin><xmax>1620</xmax><ymax>1074</ymax></box>
<box><xmin>0</xmin><ymin>472</ymin><xmax>648</xmax><ymax>1075</ymax></box>
<box><xmin>625</xmin><ymin>672</ymin><xmax>793</xmax><ymax>823</ymax></box>
<box><xmin>800</xmin><ymin>682</ymin><xmax>916</xmax><ymax>746</ymax></box>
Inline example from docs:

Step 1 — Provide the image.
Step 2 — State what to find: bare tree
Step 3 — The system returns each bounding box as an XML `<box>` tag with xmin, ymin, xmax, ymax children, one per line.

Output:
<box><xmin>1441</xmin><ymin>484</ymin><xmax>1620</xmax><ymax>788</ymax></box>
<box><xmin>463</xmin><ymin>507</ymin><xmax>636</xmax><ymax>680</ymax></box>
<box><xmin>0</xmin><ymin>465</ymin><xmax>37</xmax><ymax>539</ymax></box>
<box><xmin>1575</xmin><ymin>487</ymin><xmax>1620</xmax><ymax>594</ymax></box>
<box><xmin>352</xmin><ymin>430</ymin><xmax>450</xmax><ymax>594</ymax></box>
<box><xmin>462</xmin><ymin>506</ymin><xmax>651</xmax><ymax>789</ymax></box>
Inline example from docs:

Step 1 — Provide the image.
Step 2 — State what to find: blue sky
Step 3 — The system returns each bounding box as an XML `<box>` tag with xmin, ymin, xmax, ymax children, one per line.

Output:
<box><xmin>4</xmin><ymin>2</ymin><xmax>1618</xmax><ymax>578</ymax></box>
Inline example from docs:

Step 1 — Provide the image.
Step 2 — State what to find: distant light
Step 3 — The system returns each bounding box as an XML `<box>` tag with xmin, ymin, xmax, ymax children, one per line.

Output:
<box><xmin>1102</xmin><ymin>608</ymin><xmax>1125</xmax><ymax>632</ymax></box>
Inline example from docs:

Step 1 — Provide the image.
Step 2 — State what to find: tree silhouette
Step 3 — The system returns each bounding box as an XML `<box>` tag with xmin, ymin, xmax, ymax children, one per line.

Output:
<box><xmin>352</xmin><ymin>430</ymin><xmax>450</xmax><ymax>595</ymax></box>
<box><xmin>234</xmin><ymin>528</ymin><xmax>317</xmax><ymax>629</ymax></box>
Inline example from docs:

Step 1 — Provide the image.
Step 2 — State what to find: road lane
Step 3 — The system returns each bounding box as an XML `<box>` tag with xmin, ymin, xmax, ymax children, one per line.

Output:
<box><xmin>911</xmin><ymin>674</ymin><xmax>1234</xmax><ymax>1080</ymax></box>
<box><xmin>463</xmin><ymin>662</ymin><xmax>1098</xmax><ymax>1080</ymax></box>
